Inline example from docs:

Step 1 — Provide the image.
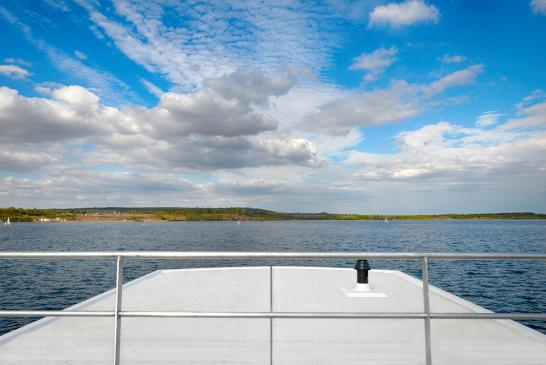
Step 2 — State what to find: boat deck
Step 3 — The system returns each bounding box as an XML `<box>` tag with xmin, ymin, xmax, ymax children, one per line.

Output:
<box><xmin>1</xmin><ymin>266</ymin><xmax>546</xmax><ymax>364</ymax></box>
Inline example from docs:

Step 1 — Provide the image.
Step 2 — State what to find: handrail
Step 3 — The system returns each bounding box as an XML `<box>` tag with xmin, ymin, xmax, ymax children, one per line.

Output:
<box><xmin>1</xmin><ymin>251</ymin><xmax>546</xmax><ymax>365</ymax></box>
<box><xmin>2</xmin><ymin>311</ymin><xmax>546</xmax><ymax>319</ymax></box>
<box><xmin>1</xmin><ymin>251</ymin><xmax>546</xmax><ymax>259</ymax></box>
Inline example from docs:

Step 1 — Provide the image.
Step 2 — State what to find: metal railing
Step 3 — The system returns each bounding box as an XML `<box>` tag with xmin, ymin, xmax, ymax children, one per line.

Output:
<box><xmin>1</xmin><ymin>251</ymin><xmax>546</xmax><ymax>365</ymax></box>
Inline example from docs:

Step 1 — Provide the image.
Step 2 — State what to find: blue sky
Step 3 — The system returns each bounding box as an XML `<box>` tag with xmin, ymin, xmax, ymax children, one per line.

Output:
<box><xmin>1</xmin><ymin>0</ymin><xmax>546</xmax><ymax>213</ymax></box>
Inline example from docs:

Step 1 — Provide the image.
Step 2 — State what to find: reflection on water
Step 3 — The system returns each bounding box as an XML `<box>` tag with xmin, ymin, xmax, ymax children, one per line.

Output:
<box><xmin>1</xmin><ymin>220</ymin><xmax>545</xmax><ymax>334</ymax></box>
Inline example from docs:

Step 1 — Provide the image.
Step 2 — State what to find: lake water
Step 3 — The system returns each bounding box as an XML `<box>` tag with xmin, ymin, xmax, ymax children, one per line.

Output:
<box><xmin>1</xmin><ymin>220</ymin><xmax>546</xmax><ymax>335</ymax></box>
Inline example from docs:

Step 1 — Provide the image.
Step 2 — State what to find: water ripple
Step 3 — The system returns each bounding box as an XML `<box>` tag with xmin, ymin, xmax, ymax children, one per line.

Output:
<box><xmin>0</xmin><ymin>220</ymin><xmax>545</xmax><ymax>334</ymax></box>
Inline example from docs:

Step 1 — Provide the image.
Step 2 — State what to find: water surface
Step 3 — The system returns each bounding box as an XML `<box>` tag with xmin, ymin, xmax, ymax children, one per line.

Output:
<box><xmin>1</xmin><ymin>220</ymin><xmax>545</xmax><ymax>335</ymax></box>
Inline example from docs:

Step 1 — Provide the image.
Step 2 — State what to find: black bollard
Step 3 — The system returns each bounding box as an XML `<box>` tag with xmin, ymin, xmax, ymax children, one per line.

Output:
<box><xmin>354</xmin><ymin>259</ymin><xmax>371</xmax><ymax>284</ymax></box>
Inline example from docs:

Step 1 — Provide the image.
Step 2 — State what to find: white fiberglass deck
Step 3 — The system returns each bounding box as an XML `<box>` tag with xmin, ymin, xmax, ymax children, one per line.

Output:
<box><xmin>1</xmin><ymin>267</ymin><xmax>546</xmax><ymax>364</ymax></box>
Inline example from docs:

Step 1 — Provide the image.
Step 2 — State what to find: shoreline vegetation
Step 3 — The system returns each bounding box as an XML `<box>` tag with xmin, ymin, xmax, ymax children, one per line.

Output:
<box><xmin>1</xmin><ymin>207</ymin><xmax>545</xmax><ymax>223</ymax></box>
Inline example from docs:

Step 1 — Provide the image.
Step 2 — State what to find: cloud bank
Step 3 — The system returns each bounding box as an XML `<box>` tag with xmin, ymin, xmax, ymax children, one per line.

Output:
<box><xmin>302</xmin><ymin>64</ymin><xmax>483</xmax><ymax>135</ymax></box>
<box><xmin>0</xmin><ymin>70</ymin><xmax>324</xmax><ymax>173</ymax></box>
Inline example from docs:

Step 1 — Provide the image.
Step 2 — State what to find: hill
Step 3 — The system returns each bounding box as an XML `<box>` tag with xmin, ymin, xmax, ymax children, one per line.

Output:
<box><xmin>1</xmin><ymin>207</ymin><xmax>545</xmax><ymax>222</ymax></box>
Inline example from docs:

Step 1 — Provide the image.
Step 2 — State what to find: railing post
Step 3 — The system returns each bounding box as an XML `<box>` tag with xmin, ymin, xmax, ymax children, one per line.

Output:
<box><xmin>113</xmin><ymin>256</ymin><xmax>124</xmax><ymax>365</ymax></box>
<box><xmin>269</xmin><ymin>265</ymin><xmax>273</xmax><ymax>365</ymax></box>
<box><xmin>422</xmin><ymin>257</ymin><xmax>432</xmax><ymax>365</ymax></box>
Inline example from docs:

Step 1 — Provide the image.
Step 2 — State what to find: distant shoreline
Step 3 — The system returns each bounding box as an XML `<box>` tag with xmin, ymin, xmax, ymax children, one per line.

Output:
<box><xmin>1</xmin><ymin>207</ymin><xmax>545</xmax><ymax>223</ymax></box>
<box><xmin>4</xmin><ymin>218</ymin><xmax>546</xmax><ymax>222</ymax></box>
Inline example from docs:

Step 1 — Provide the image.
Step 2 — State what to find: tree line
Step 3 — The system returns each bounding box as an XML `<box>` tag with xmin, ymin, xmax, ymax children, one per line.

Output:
<box><xmin>1</xmin><ymin>207</ymin><xmax>545</xmax><ymax>222</ymax></box>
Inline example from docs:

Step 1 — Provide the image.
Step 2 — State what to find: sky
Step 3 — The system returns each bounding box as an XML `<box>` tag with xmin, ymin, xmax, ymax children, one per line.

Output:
<box><xmin>1</xmin><ymin>0</ymin><xmax>546</xmax><ymax>214</ymax></box>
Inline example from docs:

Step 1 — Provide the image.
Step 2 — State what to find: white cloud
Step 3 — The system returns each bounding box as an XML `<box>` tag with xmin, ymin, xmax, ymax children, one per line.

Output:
<box><xmin>147</xmin><ymin>91</ymin><xmax>277</xmax><ymax>138</ymax></box>
<box><xmin>267</xmin><ymin>83</ymin><xmax>346</xmax><ymax>131</ymax></box>
<box><xmin>440</xmin><ymin>54</ymin><xmax>466</xmax><ymax>64</ymax></box>
<box><xmin>145</xmin><ymin>70</ymin><xmax>296</xmax><ymax>139</ymax></box>
<box><xmin>303</xmin><ymin>65</ymin><xmax>483</xmax><ymax>135</ymax></box>
<box><xmin>476</xmin><ymin>111</ymin><xmax>503</xmax><ymax>127</ymax></box>
<box><xmin>1</xmin><ymin>167</ymin><xmax>369</xmax><ymax>210</ymax></box>
<box><xmin>78</xmin><ymin>1</ymin><xmax>342</xmax><ymax>89</ymax></box>
<box><xmin>3</xmin><ymin>58</ymin><xmax>32</xmax><ymax>67</ymax></box>
<box><xmin>0</xmin><ymin>64</ymin><xmax>31</xmax><ymax>79</ymax></box>
<box><xmin>0</xmin><ymin>149</ymin><xmax>58</xmax><ymax>172</ymax></box>
<box><xmin>204</xmin><ymin>70</ymin><xmax>296</xmax><ymax>106</ymax></box>
<box><xmin>2</xmin><ymin>1</ymin><xmax>544</xmax><ymax>214</ymax></box>
<box><xmin>346</xmin><ymin>121</ymin><xmax>546</xmax><ymax>186</ymax></box>
<box><xmin>85</xmin><ymin>132</ymin><xmax>326</xmax><ymax>172</ymax></box>
<box><xmin>41</xmin><ymin>0</ymin><xmax>72</xmax><ymax>12</ymax></box>
<box><xmin>302</xmin><ymin>80</ymin><xmax>420</xmax><ymax>135</ymax></box>
<box><xmin>369</xmin><ymin>0</ymin><xmax>440</xmax><ymax>28</ymax></box>
<box><xmin>0</xmin><ymin>5</ymin><xmax>137</xmax><ymax>104</ymax></box>
<box><xmin>531</xmin><ymin>0</ymin><xmax>546</xmax><ymax>15</ymax></box>
<box><xmin>0</xmin><ymin>86</ymin><xmax>118</xmax><ymax>144</ymax></box>
<box><xmin>33</xmin><ymin>81</ymin><xmax>64</xmax><ymax>96</ymax></box>
<box><xmin>0</xmin><ymin>70</ymin><xmax>324</xmax><ymax>171</ymax></box>
<box><xmin>310</xmin><ymin>128</ymin><xmax>364</xmax><ymax>157</ymax></box>
<box><xmin>428</xmin><ymin>64</ymin><xmax>483</xmax><ymax>94</ymax></box>
<box><xmin>3</xmin><ymin>110</ymin><xmax>546</xmax><ymax>212</ymax></box>
<box><xmin>74</xmin><ymin>50</ymin><xmax>87</xmax><ymax>60</ymax></box>
<box><xmin>503</xmin><ymin>100</ymin><xmax>546</xmax><ymax>129</ymax></box>
<box><xmin>140</xmin><ymin>79</ymin><xmax>163</xmax><ymax>98</ymax></box>
<box><xmin>350</xmin><ymin>46</ymin><xmax>397</xmax><ymax>82</ymax></box>
<box><xmin>514</xmin><ymin>89</ymin><xmax>546</xmax><ymax>110</ymax></box>
<box><xmin>46</xmin><ymin>48</ymin><xmax>138</xmax><ymax>104</ymax></box>
<box><xmin>0</xmin><ymin>70</ymin><xmax>297</xmax><ymax>143</ymax></box>
<box><xmin>0</xmin><ymin>171</ymin><xmax>204</xmax><ymax>208</ymax></box>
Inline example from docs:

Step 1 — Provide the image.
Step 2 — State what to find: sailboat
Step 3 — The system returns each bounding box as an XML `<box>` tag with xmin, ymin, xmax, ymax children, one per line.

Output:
<box><xmin>4</xmin><ymin>217</ymin><xmax>11</xmax><ymax>225</ymax></box>
<box><xmin>384</xmin><ymin>217</ymin><xmax>390</xmax><ymax>223</ymax></box>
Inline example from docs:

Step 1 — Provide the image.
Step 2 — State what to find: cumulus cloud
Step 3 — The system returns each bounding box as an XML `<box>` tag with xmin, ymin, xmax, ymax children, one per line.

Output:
<box><xmin>440</xmin><ymin>54</ymin><xmax>466</xmax><ymax>64</ymax></box>
<box><xmin>0</xmin><ymin>70</ymin><xmax>296</xmax><ymax>143</ymax></box>
<box><xmin>531</xmin><ymin>0</ymin><xmax>546</xmax><ymax>15</ymax></box>
<box><xmin>0</xmin><ymin>64</ymin><xmax>30</xmax><ymax>79</ymax></box>
<box><xmin>0</xmin><ymin>86</ymin><xmax>119</xmax><ymax>143</ymax></box>
<box><xmin>144</xmin><ymin>70</ymin><xmax>295</xmax><ymax>139</ymax></box>
<box><xmin>147</xmin><ymin>91</ymin><xmax>277</xmax><ymax>138</ymax></box>
<box><xmin>350</xmin><ymin>46</ymin><xmax>397</xmax><ymax>82</ymax></box>
<box><xmin>89</xmin><ymin>135</ymin><xmax>325</xmax><ymax>171</ymax></box>
<box><xmin>204</xmin><ymin>70</ymin><xmax>296</xmax><ymax>105</ymax></box>
<box><xmin>0</xmin><ymin>70</ymin><xmax>323</xmax><ymax>172</ymax></box>
<box><xmin>369</xmin><ymin>0</ymin><xmax>440</xmax><ymax>28</ymax></box>
<box><xmin>476</xmin><ymin>111</ymin><xmax>503</xmax><ymax>128</ymax></box>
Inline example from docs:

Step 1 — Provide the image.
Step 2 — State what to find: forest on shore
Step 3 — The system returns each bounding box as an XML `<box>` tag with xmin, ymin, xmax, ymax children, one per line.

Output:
<box><xmin>1</xmin><ymin>207</ymin><xmax>545</xmax><ymax>222</ymax></box>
